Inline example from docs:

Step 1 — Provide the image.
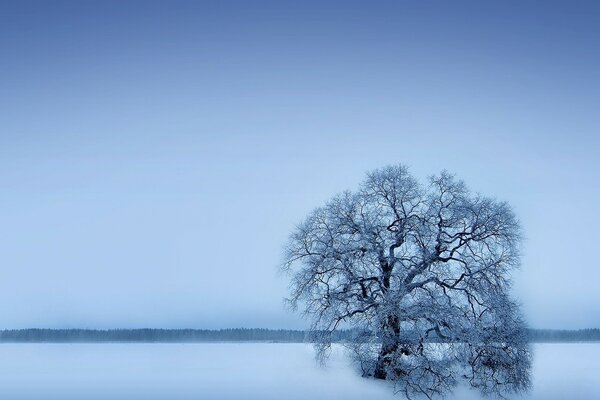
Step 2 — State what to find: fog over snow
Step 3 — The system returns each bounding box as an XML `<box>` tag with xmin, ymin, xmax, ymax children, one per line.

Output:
<box><xmin>0</xmin><ymin>343</ymin><xmax>596</xmax><ymax>400</ymax></box>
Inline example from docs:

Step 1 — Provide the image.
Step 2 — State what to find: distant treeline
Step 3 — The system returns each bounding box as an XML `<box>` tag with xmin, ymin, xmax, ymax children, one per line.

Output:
<box><xmin>527</xmin><ymin>328</ymin><xmax>600</xmax><ymax>342</ymax></box>
<box><xmin>0</xmin><ymin>329</ymin><xmax>308</xmax><ymax>343</ymax></box>
<box><xmin>0</xmin><ymin>328</ymin><xmax>598</xmax><ymax>343</ymax></box>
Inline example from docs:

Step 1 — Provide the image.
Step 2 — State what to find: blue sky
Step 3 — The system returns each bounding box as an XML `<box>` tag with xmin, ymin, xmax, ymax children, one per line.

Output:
<box><xmin>0</xmin><ymin>1</ymin><xmax>599</xmax><ymax>329</ymax></box>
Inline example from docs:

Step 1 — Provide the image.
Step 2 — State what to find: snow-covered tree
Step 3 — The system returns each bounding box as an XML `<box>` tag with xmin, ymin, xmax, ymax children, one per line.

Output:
<box><xmin>282</xmin><ymin>165</ymin><xmax>531</xmax><ymax>398</ymax></box>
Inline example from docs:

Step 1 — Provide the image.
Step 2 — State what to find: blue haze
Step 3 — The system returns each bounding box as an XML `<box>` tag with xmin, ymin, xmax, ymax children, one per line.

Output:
<box><xmin>0</xmin><ymin>1</ymin><xmax>598</xmax><ymax>329</ymax></box>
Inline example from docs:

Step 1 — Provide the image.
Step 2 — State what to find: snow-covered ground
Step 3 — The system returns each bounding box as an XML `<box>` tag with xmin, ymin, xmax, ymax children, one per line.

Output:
<box><xmin>0</xmin><ymin>343</ymin><xmax>596</xmax><ymax>399</ymax></box>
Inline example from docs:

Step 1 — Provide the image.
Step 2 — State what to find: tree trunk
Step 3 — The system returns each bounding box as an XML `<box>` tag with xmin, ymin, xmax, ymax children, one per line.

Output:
<box><xmin>373</xmin><ymin>315</ymin><xmax>400</xmax><ymax>380</ymax></box>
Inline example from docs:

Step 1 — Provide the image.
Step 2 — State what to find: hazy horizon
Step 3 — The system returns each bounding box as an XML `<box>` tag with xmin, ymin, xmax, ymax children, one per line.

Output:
<box><xmin>1</xmin><ymin>1</ymin><xmax>599</xmax><ymax>330</ymax></box>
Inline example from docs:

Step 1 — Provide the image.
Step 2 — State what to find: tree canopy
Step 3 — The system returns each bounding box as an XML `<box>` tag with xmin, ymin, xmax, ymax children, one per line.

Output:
<box><xmin>283</xmin><ymin>165</ymin><xmax>531</xmax><ymax>398</ymax></box>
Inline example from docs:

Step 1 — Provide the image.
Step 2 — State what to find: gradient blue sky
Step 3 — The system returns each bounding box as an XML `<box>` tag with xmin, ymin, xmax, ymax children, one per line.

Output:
<box><xmin>0</xmin><ymin>1</ymin><xmax>599</xmax><ymax>329</ymax></box>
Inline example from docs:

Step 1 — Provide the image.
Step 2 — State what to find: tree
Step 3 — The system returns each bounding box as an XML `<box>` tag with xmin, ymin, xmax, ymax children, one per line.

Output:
<box><xmin>282</xmin><ymin>165</ymin><xmax>531</xmax><ymax>399</ymax></box>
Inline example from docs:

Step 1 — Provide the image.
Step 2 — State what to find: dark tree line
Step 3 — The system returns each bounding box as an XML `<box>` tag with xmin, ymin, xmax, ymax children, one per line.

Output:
<box><xmin>0</xmin><ymin>328</ymin><xmax>597</xmax><ymax>343</ymax></box>
<box><xmin>527</xmin><ymin>328</ymin><xmax>600</xmax><ymax>342</ymax></box>
<box><xmin>0</xmin><ymin>328</ymin><xmax>308</xmax><ymax>343</ymax></box>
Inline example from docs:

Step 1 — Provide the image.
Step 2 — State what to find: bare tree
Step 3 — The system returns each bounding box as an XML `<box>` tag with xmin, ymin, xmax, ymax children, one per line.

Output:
<box><xmin>282</xmin><ymin>165</ymin><xmax>531</xmax><ymax>399</ymax></box>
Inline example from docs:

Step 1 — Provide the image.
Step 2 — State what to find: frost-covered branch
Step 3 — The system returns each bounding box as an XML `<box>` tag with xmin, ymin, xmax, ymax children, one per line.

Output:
<box><xmin>282</xmin><ymin>164</ymin><xmax>531</xmax><ymax>398</ymax></box>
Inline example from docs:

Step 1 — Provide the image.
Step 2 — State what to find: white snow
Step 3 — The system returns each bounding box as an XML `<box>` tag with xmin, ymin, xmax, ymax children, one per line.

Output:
<box><xmin>0</xmin><ymin>343</ymin><xmax>596</xmax><ymax>399</ymax></box>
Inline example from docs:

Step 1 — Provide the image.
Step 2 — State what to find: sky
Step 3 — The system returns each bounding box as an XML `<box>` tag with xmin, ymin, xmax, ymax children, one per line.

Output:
<box><xmin>0</xmin><ymin>0</ymin><xmax>598</xmax><ymax>330</ymax></box>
